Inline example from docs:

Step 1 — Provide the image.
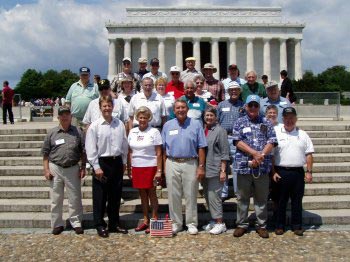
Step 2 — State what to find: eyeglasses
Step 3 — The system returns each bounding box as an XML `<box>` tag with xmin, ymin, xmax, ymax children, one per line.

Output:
<box><xmin>247</xmin><ymin>103</ymin><xmax>259</xmax><ymax>108</ymax></box>
<box><xmin>123</xmin><ymin>62</ymin><xmax>131</xmax><ymax>65</ymax></box>
<box><xmin>171</xmin><ymin>72</ymin><xmax>179</xmax><ymax>75</ymax></box>
<box><xmin>195</xmin><ymin>81</ymin><xmax>203</xmax><ymax>85</ymax></box>
<box><xmin>151</xmin><ymin>63</ymin><xmax>159</xmax><ymax>67</ymax></box>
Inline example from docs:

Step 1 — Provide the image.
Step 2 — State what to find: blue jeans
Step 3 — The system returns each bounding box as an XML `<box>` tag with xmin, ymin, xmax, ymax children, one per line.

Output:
<box><xmin>221</xmin><ymin>136</ymin><xmax>237</xmax><ymax>197</ymax></box>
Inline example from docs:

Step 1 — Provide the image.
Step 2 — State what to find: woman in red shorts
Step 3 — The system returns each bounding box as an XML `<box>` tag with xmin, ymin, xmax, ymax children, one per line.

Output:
<box><xmin>127</xmin><ymin>106</ymin><xmax>162</xmax><ymax>233</ymax></box>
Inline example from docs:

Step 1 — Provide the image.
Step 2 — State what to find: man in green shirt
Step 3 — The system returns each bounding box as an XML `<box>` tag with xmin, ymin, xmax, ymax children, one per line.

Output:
<box><xmin>65</xmin><ymin>67</ymin><xmax>99</xmax><ymax>126</ymax></box>
<box><xmin>241</xmin><ymin>71</ymin><xmax>267</xmax><ymax>102</ymax></box>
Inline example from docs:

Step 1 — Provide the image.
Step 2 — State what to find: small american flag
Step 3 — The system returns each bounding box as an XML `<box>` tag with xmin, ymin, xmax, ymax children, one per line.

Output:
<box><xmin>150</xmin><ymin>216</ymin><xmax>173</xmax><ymax>237</ymax></box>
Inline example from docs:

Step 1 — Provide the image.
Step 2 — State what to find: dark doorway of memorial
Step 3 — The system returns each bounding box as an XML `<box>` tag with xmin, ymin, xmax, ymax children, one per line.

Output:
<box><xmin>200</xmin><ymin>42</ymin><xmax>211</xmax><ymax>69</ymax></box>
<box><xmin>182</xmin><ymin>42</ymin><xmax>193</xmax><ymax>69</ymax></box>
<box><xmin>219</xmin><ymin>41</ymin><xmax>227</xmax><ymax>80</ymax></box>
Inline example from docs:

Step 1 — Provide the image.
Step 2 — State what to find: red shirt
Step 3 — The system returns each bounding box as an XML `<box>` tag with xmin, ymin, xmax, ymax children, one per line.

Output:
<box><xmin>165</xmin><ymin>81</ymin><xmax>184</xmax><ymax>99</ymax></box>
<box><xmin>2</xmin><ymin>86</ymin><xmax>14</xmax><ymax>105</ymax></box>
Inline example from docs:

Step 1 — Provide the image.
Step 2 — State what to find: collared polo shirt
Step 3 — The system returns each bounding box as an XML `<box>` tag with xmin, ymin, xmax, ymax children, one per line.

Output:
<box><xmin>274</xmin><ymin>125</ymin><xmax>314</xmax><ymax>167</ymax></box>
<box><xmin>180</xmin><ymin>69</ymin><xmax>203</xmax><ymax>83</ymax></box>
<box><xmin>162</xmin><ymin>93</ymin><xmax>175</xmax><ymax>118</ymax></box>
<box><xmin>65</xmin><ymin>81</ymin><xmax>99</xmax><ymax>120</ymax></box>
<box><xmin>42</xmin><ymin>125</ymin><xmax>84</xmax><ymax>167</ymax></box>
<box><xmin>232</xmin><ymin>115</ymin><xmax>277</xmax><ymax>175</ymax></box>
<box><xmin>85</xmin><ymin>117</ymin><xmax>128</xmax><ymax>169</ymax></box>
<box><xmin>82</xmin><ymin>97</ymin><xmax>126</xmax><ymax>125</ymax></box>
<box><xmin>260</xmin><ymin>96</ymin><xmax>291</xmax><ymax>123</ymax></box>
<box><xmin>165</xmin><ymin>80</ymin><xmax>184</xmax><ymax>99</ymax></box>
<box><xmin>217</xmin><ymin>99</ymin><xmax>245</xmax><ymax>133</ymax></box>
<box><xmin>162</xmin><ymin>117</ymin><xmax>207</xmax><ymax>158</ymax></box>
<box><xmin>241</xmin><ymin>82</ymin><xmax>267</xmax><ymax>102</ymax></box>
<box><xmin>142</xmin><ymin>71</ymin><xmax>168</xmax><ymax>82</ymax></box>
<box><xmin>128</xmin><ymin>91</ymin><xmax>166</xmax><ymax>127</ymax></box>
<box><xmin>169</xmin><ymin>95</ymin><xmax>206</xmax><ymax>123</ymax></box>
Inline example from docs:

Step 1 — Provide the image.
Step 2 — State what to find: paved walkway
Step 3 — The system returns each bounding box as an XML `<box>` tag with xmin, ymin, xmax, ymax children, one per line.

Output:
<box><xmin>0</xmin><ymin>230</ymin><xmax>349</xmax><ymax>261</ymax></box>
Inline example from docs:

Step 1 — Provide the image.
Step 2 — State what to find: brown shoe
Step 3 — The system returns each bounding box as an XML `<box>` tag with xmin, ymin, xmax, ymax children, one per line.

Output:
<box><xmin>233</xmin><ymin>227</ymin><xmax>247</xmax><ymax>237</ymax></box>
<box><xmin>74</xmin><ymin>227</ymin><xmax>84</xmax><ymax>235</ymax></box>
<box><xmin>275</xmin><ymin>228</ymin><xmax>284</xmax><ymax>235</ymax></box>
<box><xmin>52</xmin><ymin>226</ymin><xmax>64</xmax><ymax>235</ymax></box>
<box><xmin>256</xmin><ymin>228</ymin><xmax>269</xmax><ymax>238</ymax></box>
<box><xmin>293</xmin><ymin>229</ymin><xmax>304</xmax><ymax>236</ymax></box>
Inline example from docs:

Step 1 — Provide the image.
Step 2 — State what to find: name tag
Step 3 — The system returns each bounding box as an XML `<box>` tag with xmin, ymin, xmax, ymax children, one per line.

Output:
<box><xmin>168</xmin><ymin>91</ymin><xmax>174</xmax><ymax>96</ymax></box>
<box><xmin>243</xmin><ymin>127</ymin><xmax>252</xmax><ymax>134</ymax></box>
<box><xmin>222</xmin><ymin>107</ymin><xmax>230</xmax><ymax>112</ymax></box>
<box><xmin>193</xmin><ymin>103</ymin><xmax>200</xmax><ymax>107</ymax></box>
<box><xmin>169</xmin><ymin>130</ymin><xmax>179</xmax><ymax>136</ymax></box>
<box><xmin>280</xmin><ymin>101</ymin><xmax>287</xmax><ymax>105</ymax></box>
<box><xmin>55</xmin><ymin>139</ymin><xmax>65</xmax><ymax>145</ymax></box>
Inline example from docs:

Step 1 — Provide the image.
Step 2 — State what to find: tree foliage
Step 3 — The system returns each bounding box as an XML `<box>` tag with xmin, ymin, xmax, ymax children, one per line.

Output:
<box><xmin>15</xmin><ymin>69</ymin><xmax>79</xmax><ymax>100</ymax></box>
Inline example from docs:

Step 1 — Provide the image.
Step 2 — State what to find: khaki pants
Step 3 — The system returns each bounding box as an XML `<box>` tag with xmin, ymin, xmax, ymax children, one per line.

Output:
<box><xmin>49</xmin><ymin>163</ymin><xmax>83</xmax><ymax>229</ymax></box>
<box><xmin>165</xmin><ymin>158</ymin><xmax>198</xmax><ymax>228</ymax></box>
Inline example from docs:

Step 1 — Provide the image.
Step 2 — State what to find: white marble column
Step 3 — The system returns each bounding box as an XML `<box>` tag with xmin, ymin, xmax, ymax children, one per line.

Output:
<box><xmin>263</xmin><ymin>38</ymin><xmax>271</xmax><ymax>79</ymax></box>
<box><xmin>192</xmin><ymin>38</ymin><xmax>201</xmax><ymax>70</ymax></box>
<box><xmin>211</xmin><ymin>38</ymin><xmax>220</xmax><ymax>79</ymax></box>
<box><xmin>175</xmin><ymin>37</ymin><xmax>183</xmax><ymax>70</ymax></box>
<box><xmin>246</xmin><ymin>37</ymin><xmax>254</xmax><ymax>72</ymax></box>
<box><xmin>229</xmin><ymin>38</ymin><xmax>237</xmax><ymax>65</ymax></box>
<box><xmin>294</xmin><ymin>39</ymin><xmax>303</xmax><ymax>80</ymax></box>
<box><xmin>108</xmin><ymin>39</ymin><xmax>117</xmax><ymax>76</ymax></box>
<box><xmin>123</xmin><ymin>38</ymin><xmax>131</xmax><ymax>59</ymax></box>
<box><xmin>158</xmin><ymin>38</ymin><xmax>165</xmax><ymax>72</ymax></box>
<box><xmin>279</xmin><ymin>38</ymin><xmax>287</xmax><ymax>72</ymax></box>
<box><xmin>140</xmin><ymin>38</ymin><xmax>148</xmax><ymax>60</ymax></box>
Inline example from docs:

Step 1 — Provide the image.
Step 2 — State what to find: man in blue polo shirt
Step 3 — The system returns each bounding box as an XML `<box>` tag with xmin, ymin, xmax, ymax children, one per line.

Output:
<box><xmin>217</xmin><ymin>81</ymin><xmax>245</xmax><ymax>201</ymax></box>
<box><xmin>65</xmin><ymin>67</ymin><xmax>99</xmax><ymax>127</ymax></box>
<box><xmin>232</xmin><ymin>95</ymin><xmax>277</xmax><ymax>239</ymax></box>
<box><xmin>162</xmin><ymin>99</ymin><xmax>207</xmax><ymax>235</ymax></box>
<box><xmin>260</xmin><ymin>81</ymin><xmax>291</xmax><ymax>123</ymax></box>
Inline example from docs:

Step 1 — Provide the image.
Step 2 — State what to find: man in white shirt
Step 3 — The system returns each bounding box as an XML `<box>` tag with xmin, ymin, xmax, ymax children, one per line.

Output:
<box><xmin>128</xmin><ymin>77</ymin><xmax>167</xmax><ymax>130</ymax></box>
<box><xmin>85</xmin><ymin>95</ymin><xmax>129</xmax><ymax>238</ymax></box>
<box><xmin>82</xmin><ymin>79</ymin><xmax>127</xmax><ymax>128</ymax></box>
<box><xmin>272</xmin><ymin>107</ymin><xmax>314</xmax><ymax>236</ymax></box>
<box><xmin>222</xmin><ymin>64</ymin><xmax>247</xmax><ymax>100</ymax></box>
<box><xmin>142</xmin><ymin>58</ymin><xmax>167</xmax><ymax>82</ymax></box>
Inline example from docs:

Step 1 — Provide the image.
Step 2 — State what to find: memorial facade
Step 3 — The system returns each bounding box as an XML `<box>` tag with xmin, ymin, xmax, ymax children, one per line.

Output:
<box><xmin>106</xmin><ymin>7</ymin><xmax>304</xmax><ymax>81</ymax></box>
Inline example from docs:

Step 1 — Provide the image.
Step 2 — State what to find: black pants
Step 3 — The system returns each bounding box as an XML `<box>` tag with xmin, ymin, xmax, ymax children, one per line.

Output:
<box><xmin>2</xmin><ymin>104</ymin><xmax>14</xmax><ymax>124</ymax></box>
<box><xmin>275</xmin><ymin>166</ymin><xmax>305</xmax><ymax>230</ymax></box>
<box><xmin>92</xmin><ymin>156</ymin><xmax>123</xmax><ymax>229</ymax></box>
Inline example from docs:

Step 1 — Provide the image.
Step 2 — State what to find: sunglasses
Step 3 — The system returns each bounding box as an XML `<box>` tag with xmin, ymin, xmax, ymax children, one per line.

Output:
<box><xmin>151</xmin><ymin>63</ymin><xmax>159</xmax><ymax>67</ymax></box>
<box><xmin>171</xmin><ymin>72</ymin><xmax>179</xmax><ymax>75</ymax></box>
<box><xmin>247</xmin><ymin>103</ymin><xmax>259</xmax><ymax>108</ymax></box>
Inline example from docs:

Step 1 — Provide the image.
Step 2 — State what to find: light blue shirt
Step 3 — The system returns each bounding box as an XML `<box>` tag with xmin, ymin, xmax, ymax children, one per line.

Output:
<box><xmin>161</xmin><ymin>117</ymin><xmax>207</xmax><ymax>158</ymax></box>
<box><xmin>65</xmin><ymin>81</ymin><xmax>99</xmax><ymax>120</ymax></box>
<box><xmin>260</xmin><ymin>96</ymin><xmax>291</xmax><ymax>123</ymax></box>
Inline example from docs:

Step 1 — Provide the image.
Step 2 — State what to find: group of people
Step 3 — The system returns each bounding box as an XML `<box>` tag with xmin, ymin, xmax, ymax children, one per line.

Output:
<box><xmin>42</xmin><ymin>57</ymin><xmax>313</xmax><ymax>239</ymax></box>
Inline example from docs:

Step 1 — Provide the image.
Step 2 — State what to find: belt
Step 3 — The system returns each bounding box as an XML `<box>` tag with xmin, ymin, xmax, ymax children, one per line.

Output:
<box><xmin>275</xmin><ymin>166</ymin><xmax>303</xmax><ymax>171</ymax></box>
<box><xmin>99</xmin><ymin>155</ymin><xmax>121</xmax><ymax>160</ymax></box>
<box><xmin>168</xmin><ymin>157</ymin><xmax>197</xmax><ymax>163</ymax></box>
<box><xmin>52</xmin><ymin>162</ymin><xmax>78</xmax><ymax>168</ymax></box>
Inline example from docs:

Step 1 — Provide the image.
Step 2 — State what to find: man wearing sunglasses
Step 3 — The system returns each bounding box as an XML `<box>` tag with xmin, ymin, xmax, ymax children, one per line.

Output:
<box><xmin>142</xmin><ymin>58</ymin><xmax>167</xmax><ymax>83</ymax></box>
<box><xmin>232</xmin><ymin>95</ymin><xmax>277</xmax><ymax>239</ymax></box>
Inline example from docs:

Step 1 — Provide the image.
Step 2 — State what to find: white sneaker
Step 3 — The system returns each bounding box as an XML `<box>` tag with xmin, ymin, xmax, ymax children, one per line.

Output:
<box><xmin>202</xmin><ymin>221</ymin><xmax>215</xmax><ymax>231</ymax></box>
<box><xmin>187</xmin><ymin>224</ymin><xmax>198</xmax><ymax>235</ymax></box>
<box><xmin>209</xmin><ymin>223</ymin><xmax>227</xmax><ymax>235</ymax></box>
<box><xmin>120</xmin><ymin>198</ymin><xmax>125</xmax><ymax>205</ymax></box>
<box><xmin>172</xmin><ymin>224</ymin><xmax>182</xmax><ymax>234</ymax></box>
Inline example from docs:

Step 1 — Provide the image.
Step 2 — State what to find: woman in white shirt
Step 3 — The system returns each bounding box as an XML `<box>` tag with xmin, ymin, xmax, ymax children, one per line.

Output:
<box><xmin>127</xmin><ymin>106</ymin><xmax>162</xmax><ymax>233</ymax></box>
<box><xmin>155</xmin><ymin>77</ymin><xmax>175</xmax><ymax>120</ymax></box>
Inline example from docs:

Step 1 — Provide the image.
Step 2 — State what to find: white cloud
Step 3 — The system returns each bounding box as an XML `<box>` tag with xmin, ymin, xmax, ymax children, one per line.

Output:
<box><xmin>0</xmin><ymin>0</ymin><xmax>349</xmax><ymax>87</ymax></box>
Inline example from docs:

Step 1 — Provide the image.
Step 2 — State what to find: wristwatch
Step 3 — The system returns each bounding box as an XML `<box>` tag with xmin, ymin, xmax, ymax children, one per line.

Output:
<box><xmin>199</xmin><ymin>164</ymin><xmax>205</xmax><ymax>168</ymax></box>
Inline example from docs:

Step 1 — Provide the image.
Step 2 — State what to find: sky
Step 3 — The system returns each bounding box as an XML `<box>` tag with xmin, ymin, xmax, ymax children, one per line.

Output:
<box><xmin>0</xmin><ymin>0</ymin><xmax>349</xmax><ymax>87</ymax></box>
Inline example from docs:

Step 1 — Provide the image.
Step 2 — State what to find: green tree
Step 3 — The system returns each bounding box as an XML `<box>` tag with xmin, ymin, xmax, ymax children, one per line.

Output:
<box><xmin>15</xmin><ymin>69</ymin><xmax>43</xmax><ymax>100</ymax></box>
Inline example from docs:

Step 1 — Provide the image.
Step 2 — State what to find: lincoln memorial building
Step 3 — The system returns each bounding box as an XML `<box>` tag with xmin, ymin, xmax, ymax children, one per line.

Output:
<box><xmin>106</xmin><ymin>6</ymin><xmax>304</xmax><ymax>81</ymax></box>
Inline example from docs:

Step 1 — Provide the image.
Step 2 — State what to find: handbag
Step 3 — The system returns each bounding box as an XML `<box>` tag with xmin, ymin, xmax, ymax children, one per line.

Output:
<box><xmin>150</xmin><ymin>214</ymin><xmax>173</xmax><ymax>237</ymax></box>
